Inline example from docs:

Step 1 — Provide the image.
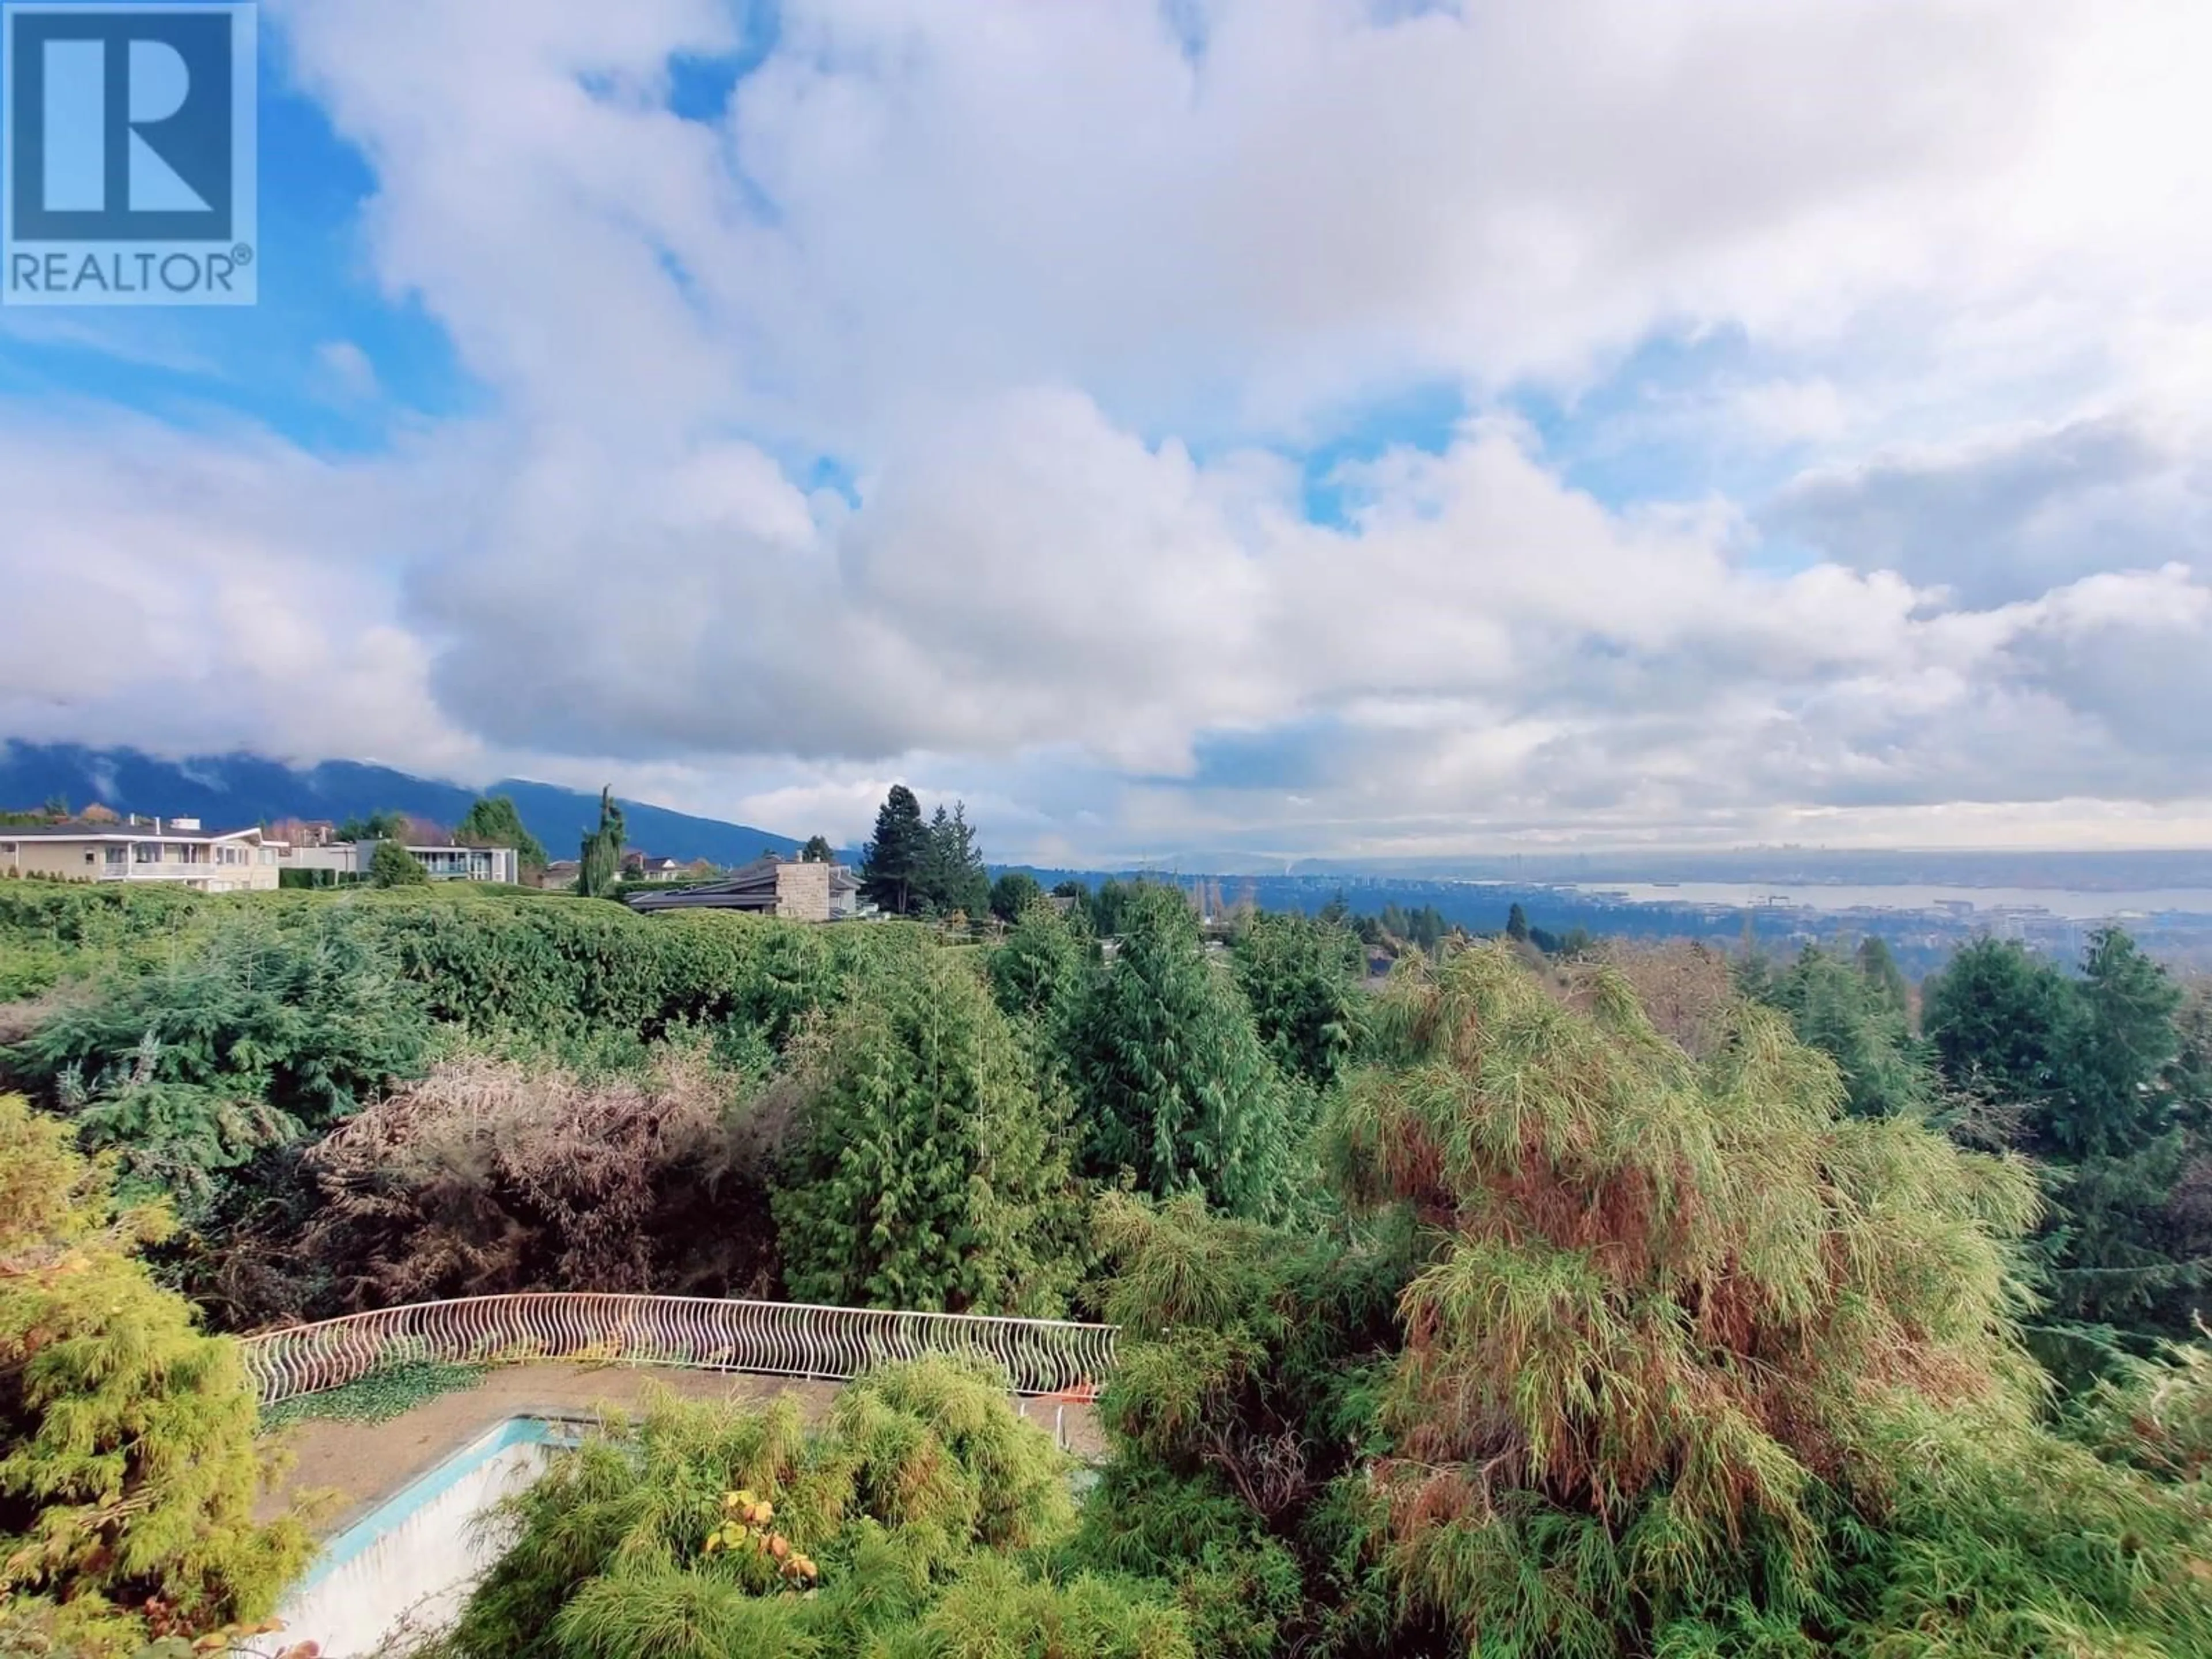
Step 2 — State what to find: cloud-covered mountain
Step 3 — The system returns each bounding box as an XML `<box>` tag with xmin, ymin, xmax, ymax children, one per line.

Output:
<box><xmin>0</xmin><ymin>743</ymin><xmax>801</xmax><ymax>867</ymax></box>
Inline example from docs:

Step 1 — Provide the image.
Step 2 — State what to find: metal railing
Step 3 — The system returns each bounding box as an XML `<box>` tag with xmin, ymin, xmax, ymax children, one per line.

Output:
<box><xmin>240</xmin><ymin>1293</ymin><xmax>1119</xmax><ymax>1407</ymax></box>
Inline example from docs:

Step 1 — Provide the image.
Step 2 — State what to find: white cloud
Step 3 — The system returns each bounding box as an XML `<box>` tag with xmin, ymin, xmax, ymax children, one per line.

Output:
<box><xmin>7</xmin><ymin>0</ymin><xmax>2212</xmax><ymax>856</ymax></box>
<box><xmin>310</xmin><ymin>340</ymin><xmax>381</xmax><ymax>403</ymax></box>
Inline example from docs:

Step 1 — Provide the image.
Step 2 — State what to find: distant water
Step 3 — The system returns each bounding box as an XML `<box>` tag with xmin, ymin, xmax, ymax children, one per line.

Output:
<box><xmin>1560</xmin><ymin>882</ymin><xmax>2212</xmax><ymax>922</ymax></box>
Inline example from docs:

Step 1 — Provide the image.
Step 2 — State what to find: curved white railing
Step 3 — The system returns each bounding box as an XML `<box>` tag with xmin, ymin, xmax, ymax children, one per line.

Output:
<box><xmin>240</xmin><ymin>1293</ymin><xmax>1118</xmax><ymax>1407</ymax></box>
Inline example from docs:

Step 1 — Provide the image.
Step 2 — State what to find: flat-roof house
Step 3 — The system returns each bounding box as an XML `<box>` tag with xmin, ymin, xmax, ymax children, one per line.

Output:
<box><xmin>625</xmin><ymin>854</ymin><xmax>860</xmax><ymax>921</ymax></box>
<box><xmin>282</xmin><ymin>841</ymin><xmax>520</xmax><ymax>884</ymax></box>
<box><xmin>0</xmin><ymin>817</ymin><xmax>285</xmax><ymax>893</ymax></box>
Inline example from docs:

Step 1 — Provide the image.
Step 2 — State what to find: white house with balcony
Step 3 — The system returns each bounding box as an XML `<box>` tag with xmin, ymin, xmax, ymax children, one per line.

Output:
<box><xmin>0</xmin><ymin>817</ymin><xmax>285</xmax><ymax>892</ymax></box>
<box><xmin>283</xmin><ymin>840</ymin><xmax>521</xmax><ymax>884</ymax></box>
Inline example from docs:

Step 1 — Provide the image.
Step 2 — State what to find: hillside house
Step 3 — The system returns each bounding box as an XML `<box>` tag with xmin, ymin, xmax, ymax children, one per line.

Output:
<box><xmin>624</xmin><ymin>854</ymin><xmax>860</xmax><ymax>921</ymax></box>
<box><xmin>0</xmin><ymin>817</ymin><xmax>285</xmax><ymax>892</ymax></box>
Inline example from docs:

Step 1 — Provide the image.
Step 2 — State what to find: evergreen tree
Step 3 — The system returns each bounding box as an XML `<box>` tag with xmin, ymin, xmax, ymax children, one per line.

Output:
<box><xmin>336</xmin><ymin>808</ymin><xmax>407</xmax><ymax>843</ymax></box>
<box><xmin>1230</xmin><ymin>910</ymin><xmax>1366</xmax><ymax>1089</ymax></box>
<box><xmin>1928</xmin><ymin>930</ymin><xmax>2205</xmax><ymax>1380</ymax></box>
<box><xmin>1762</xmin><ymin>943</ymin><xmax>1935</xmax><ymax>1118</ymax></box>
<box><xmin>774</xmin><ymin>953</ymin><xmax>1080</xmax><ymax>1316</ymax></box>
<box><xmin>859</xmin><ymin>785</ymin><xmax>929</xmax><ymax>915</ymax></box>
<box><xmin>18</xmin><ymin>911</ymin><xmax>433</xmax><ymax>1212</ymax></box>
<box><xmin>578</xmin><ymin>787</ymin><xmax>626</xmax><ymax>899</ymax></box>
<box><xmin>988</xmin><ymin>902</ymin><xmax>1094</xmax><ymax>1032</ymax></box>
<box><xmin>1504</xmin><ymin>902</ymin><xmax>1530</xmax><ymax>942</ymax></box>
<box><xmin>0</xmin><ymin>1096</ymin><xmax>307</xmax><ymax>1644</ymax></box>
<box><xmin>988</xmin><ymin>870</ymin><xmax>1043</xmax><ymax>924</ymax></box>
<box><xmin>1856</xmin><ymin>933</ymin><xmax>1912</xmax><ymax>1018</ymax></box>
<box><xmin>368</xmin><ymin>838</ymin><xmax>429</xmax><ymax>887</ymax></box>
<box><xmin>800</xmin><ymin>834</ymin><xmax>836</xmax><ymax>863</ymax></box>
<box><xmin>915</xmin><ymin>802</ymin><xmax>990</xmax><ymax>919</ymax></box>
<box><xmin>1070</xmin><ymin>885</ymin><xmax>1301</xmax><ymax>1221</ymax></box>
<box><xmin>454</xmin><ymin>794</ymin><xmax>549</xmax><ymax>871</ymax></box>
<box><xmin>1090</xmin><ymin>877</ymin><xmax>1135</xmax><ymax>938</ymax></box>
<box><xmin>2058</xmin><ymin>926</ymin><xmax>2184</xmax><ymax>1158</ymax></box>
<box><xmin>1922</xmin><ymin>937</ymin><xmax>2073</xmax><ymax>1126</ymax></box>
<box><xmin>1078</xmin><ymin>948</ymin><xmax>2212</xmax><ymax>1657</ymax></box>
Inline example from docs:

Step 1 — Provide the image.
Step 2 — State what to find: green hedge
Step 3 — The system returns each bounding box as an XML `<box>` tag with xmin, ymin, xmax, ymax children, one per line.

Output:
<box><xmin>0</xmin><ymin>882</ymin><xmax>933</xmax><ymax>1049</ymax></box>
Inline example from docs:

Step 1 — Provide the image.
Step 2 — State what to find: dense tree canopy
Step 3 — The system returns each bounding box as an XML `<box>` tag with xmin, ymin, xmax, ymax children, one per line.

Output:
<box><xmin>1070</xmin><ymin>886</ymin><xmax>1303</xmax><ymax>1222</ymax></box>
<box><xmin>987</xmin><ymin>900</ymin><xmax>1093</xmax><ymax>1035</ymax></box>
<box><xmin>1758</xmin><ymin>942</ymin><xmax>1935</xmax><ymax>1118</ymax></box>
<box><xmin>335</xmin><ymin>808</ymin><xmax>408</xmax><ymax>843</ymax></box>
<box><xmin>988</xmin><ymin>870</ymin><xmax>1043</xmax><ymax>924</ymax></box>
<box><xmin>441</xmin><ymin>1359</ymin><xmax>1187</xmax><ymax>1659</ymax></box>
<box><xmin>13</xmin><ymin>908</ymin><xmax>432</xmax><ymax>1211</ymax></box>
<box><xmin>774</xmin><ymin>952</ymin><xmax>1082</xmax><ymax>1316</ymax></box>
<box><xmin>1081</xmin><ymin>949</ymin><xmax>2212</xmax><ymax>1658</ymax></box>
<box><xmin>915</xmin><ymin>802</ymin><xmax>990</xmax><ymax>919</ymax></box>
<box><xmin>3</xmin><ymin>873</ymin><xmax>2212</xmax><ymax>1658</ymax></box>
<box><xmin>1230</xmin><ymin>910</ymin><xmax>1365</xmax><ymax>1089</ymax></box>
<box><xmin>454</xmin><ymin>794</ymin><xmax>549</xmax><ymax>870</ymax></box>
<box><xmin>1925</xmin><ymin>930</ymin><xmax>2207</xmax><ymax>1379</ymax></box>
<box><xmin>1923</xmin><ymin>938</ymin><xmax>2074</xmax><ymax>1126</ymax></box>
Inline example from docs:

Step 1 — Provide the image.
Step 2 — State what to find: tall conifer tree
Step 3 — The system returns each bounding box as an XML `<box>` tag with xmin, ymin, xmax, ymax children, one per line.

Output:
<box><xmin>859</xmin><ymin>786</ymin><xmax>929</xmax><ymax>914</ymax></box>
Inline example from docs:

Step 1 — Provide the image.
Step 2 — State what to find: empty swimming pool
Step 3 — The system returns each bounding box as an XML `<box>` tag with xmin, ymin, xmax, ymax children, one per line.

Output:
<box><xmin>274</xmin><ymin>1416</ymin><xmax>569</xmax><ymax>1658</ymax></box>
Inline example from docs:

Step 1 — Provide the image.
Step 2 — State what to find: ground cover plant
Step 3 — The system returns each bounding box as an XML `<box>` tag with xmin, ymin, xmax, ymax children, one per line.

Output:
<box><xmin>256</xmin><ymin>1358</ymin><xmax>488</xmax><ymax>1431</ymax></box>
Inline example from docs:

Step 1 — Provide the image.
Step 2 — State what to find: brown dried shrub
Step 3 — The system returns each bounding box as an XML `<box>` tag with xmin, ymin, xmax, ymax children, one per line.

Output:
<box><xmin>293</xmin><ymin>1048</ymin><xmax>793</xmax><ymax>1312</ymax></box>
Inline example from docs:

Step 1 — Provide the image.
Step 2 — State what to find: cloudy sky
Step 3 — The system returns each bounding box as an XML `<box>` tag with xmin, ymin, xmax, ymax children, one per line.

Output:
<box><xmin>4</xmin><ymin>0</ymin><xmax>2210</xmax><ymax>863</ymax></box>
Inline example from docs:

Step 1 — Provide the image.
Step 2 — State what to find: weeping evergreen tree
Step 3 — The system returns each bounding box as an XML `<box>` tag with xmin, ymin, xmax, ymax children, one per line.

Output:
<box><xmin>773</xmin><ymin>951</ymin><xmax>1082</xmax><ymax>1316</ymax></box>
<box><xmin>1334</xmin><ymin>946</ymin><xmax>2212</xmax><ymax>1654</ymax></box>
<box><xmin>1070</xmin><ymin>885</ymin><xmax>1303</xmax><ymax>1223</ymax></box>
<box><xmin>578</xmin><ymin>786</ymin><xmax>626</xmax><ymax>899</ymax></box>
<box><xmin>0</xmin><ymin>1096</ymin><xmax>306</xmax><ymax>1651</ymax></box>
<box><xmin>14</xmin><ymin>907</ymin><xmax>433</xmax><ymax>1213</ymax></box>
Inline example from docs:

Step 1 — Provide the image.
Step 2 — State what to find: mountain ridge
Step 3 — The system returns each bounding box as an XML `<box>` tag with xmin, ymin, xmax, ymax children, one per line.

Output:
<box><xmin>0</xmin><ymin>742</ymin><xmax>804</xmax><ymax>866</ymax></box>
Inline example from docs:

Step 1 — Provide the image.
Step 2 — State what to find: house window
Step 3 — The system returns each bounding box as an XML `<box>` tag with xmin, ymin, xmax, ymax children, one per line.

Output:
<box><xmin>134</xmin><ymin>843</ymin><xmax>157</xmax><ymax>862</ymax></box>
<box><xmin>84</xmin><ymin>851</ymin><xmax>96</xmax><ymax>864</ymax></box>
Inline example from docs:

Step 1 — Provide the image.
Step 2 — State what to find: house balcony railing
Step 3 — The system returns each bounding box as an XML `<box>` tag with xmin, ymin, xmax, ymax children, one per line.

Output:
<box><xmin>238</xmin><ymin>1292</ymin><xmax>1119</xmax><ymax>1407</ymax></box>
